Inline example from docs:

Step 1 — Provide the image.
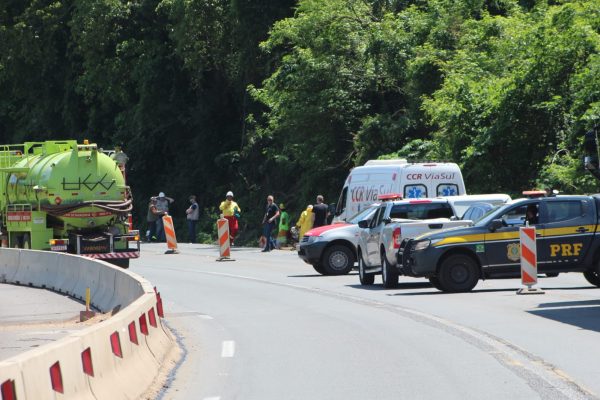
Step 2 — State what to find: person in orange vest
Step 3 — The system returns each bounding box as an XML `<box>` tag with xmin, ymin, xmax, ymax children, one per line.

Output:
<box><xmin>219</xmin><ymin>191</ymin><xmax>241</xmax><ymax>245</ymax></box>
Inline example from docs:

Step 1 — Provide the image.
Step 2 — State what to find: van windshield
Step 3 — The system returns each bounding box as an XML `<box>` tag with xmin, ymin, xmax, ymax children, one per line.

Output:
<box><xmin>347</xmin><ymin>205</ymin><xmax>378</xmax><ymax>224</ymax></box>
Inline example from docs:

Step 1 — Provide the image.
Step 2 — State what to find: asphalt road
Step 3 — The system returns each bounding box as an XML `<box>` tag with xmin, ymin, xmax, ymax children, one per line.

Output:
<box><xmin>131</xmin><ymin>243</ymin><xmax>600</xmax><ymax>400</ymax></box>
<box><xmin>0</xmin><ymin>283</ymin><xmax>86</xmax><ymax>360</ymax></box>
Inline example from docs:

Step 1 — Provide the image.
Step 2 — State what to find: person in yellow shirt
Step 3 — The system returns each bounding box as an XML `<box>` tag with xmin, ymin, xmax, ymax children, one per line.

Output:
<box><xmin>296</xmin><ymin>205</ymin><xmax>314</xmax><ymax>241</ymax></box>
<box><xmin>219</xmin><ymin>191</ymin><xmax>241</xmax><ymax>245</ymax></box>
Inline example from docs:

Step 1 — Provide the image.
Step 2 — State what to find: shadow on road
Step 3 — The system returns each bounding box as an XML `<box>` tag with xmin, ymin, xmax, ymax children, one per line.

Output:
<box><xmin>387</xmin><ymin>285</ymin><xmax>597</xmax><ymax>296</ymax></box>
<box><xmin>288</xmin><ymin>272</ymin><xmax>359</xmax><ymax>278</ymax></box>
<box><xmin>346</xmin><ymin>282</ymin><xmax>434</xmax><ymax>291</ymax></box>
<box><xmin>528</xmin><ymin>300</ymin><xmax>600</xmax><ymax>332</ymax></box>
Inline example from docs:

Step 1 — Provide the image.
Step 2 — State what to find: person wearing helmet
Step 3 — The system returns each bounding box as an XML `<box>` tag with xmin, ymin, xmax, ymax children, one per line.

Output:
<box><xmin>276</xmin><ymin>203</ymin><xmax>290</xmax><ymax>248</ymax></box>
<box><xmin>219</xmin><ymin>191</ymin><xmax>241</xmax><ymax>245</ymax></box>
<box><xmin>154</xmin><ymin>192</ymin><xmax>174</xmax><ymax>242</ymax></box>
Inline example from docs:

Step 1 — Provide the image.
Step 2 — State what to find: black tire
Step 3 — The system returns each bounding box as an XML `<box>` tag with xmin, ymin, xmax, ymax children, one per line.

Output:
<box><xmin>381</xmin><ymin>251</ymin><xmax>398</xmax><ymax>288</ymax></box>
<box><xmin>545</xmin><ymin>272</ymin><xmax>559</xmax><ymax>278</ymax></box>
<box><xmin>583</xmin><ymin>270</ymin><xmax>600</xmax><ymax>287</ymax></box>
<box><xmin>322</xmin><ymin>245</ymin><xmax>354</xmax><ymax>275</ymax></box>
<box><xmin>358</xmin><ymin>251</ymin><xmax>375</xmax><ymax>285</ymax></box>
<box><xmin>429</xmin><ymin>277</ymin><xmax>443</xmax><ymax>291</ymax></box>
<box><xmin>437</xmin><ymin>254</ymin><xmax>479</xmax><ymax>293</ymax></box>
<box><xmin>312</xmin><ymin>263</ymin><xmax>328</xmax><ymax>275</ymax></box>
<box><xmin>108</xmin><ymin>259</ymin><xmax>130</xmax><ymax>269</ymax></box>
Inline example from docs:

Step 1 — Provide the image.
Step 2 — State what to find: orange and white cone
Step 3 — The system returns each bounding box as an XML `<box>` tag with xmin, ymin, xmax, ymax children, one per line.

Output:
<box><xmin>162</xmin><ymin>215</ymin><xmax>179</xmax><ymax>254</ymax></box>
<box><xmin>217</xmin><ymin>216</ymin><xmax>235</xmax><ymax>261</ymax></box>
<box><xmin>517</xmin><ymin>226</ymin><xmax>544</xmax><ymax>294</ymax></box>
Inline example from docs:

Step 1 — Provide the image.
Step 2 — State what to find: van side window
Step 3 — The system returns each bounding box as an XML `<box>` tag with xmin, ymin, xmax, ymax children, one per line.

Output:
<box><xmin>404</xmin><ymin>184</ymin><xmax>427</xmax><ymax>199</ymax></box>
<box><xmin>437</xmin><ymin>184</ymin><xmax>459</xmax><ymax>196</ymax></box>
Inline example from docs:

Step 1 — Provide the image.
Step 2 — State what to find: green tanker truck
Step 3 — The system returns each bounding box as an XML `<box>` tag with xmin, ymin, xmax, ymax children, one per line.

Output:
<box><xmin>0</xmin><ymin>140</ymin><xmax>140</xmax><ymax>268</ymax></box>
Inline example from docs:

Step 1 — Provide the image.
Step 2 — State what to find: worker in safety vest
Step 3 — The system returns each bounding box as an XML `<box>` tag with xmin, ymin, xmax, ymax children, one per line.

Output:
<box><xmin>219</xmin><ymin>191</ymin><xmax>241</xmax><ymax>245</ymax></box>
<box><xmin>296</xmin><ymin>205</ymin><xmax>313</xmax><ymax>241</ymax></box>
<box><xmin>277</xmin><ymin>203</ymin><xmax>290</xmax><ymax>248</ymax></box>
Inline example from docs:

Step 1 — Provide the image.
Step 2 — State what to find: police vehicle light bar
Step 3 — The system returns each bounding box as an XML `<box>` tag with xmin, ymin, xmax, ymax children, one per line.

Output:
<box><xmin>378</xmin><ymin>193</ymin><xmax>403</xmax><ymax>201</ymax></box>
<box><xmin>522</xmin><ymin>190</ymin><xmax>546</xmax><ymax>198</ymax></box>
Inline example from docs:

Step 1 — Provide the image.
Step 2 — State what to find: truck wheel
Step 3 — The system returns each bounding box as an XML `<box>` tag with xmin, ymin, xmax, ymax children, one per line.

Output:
<box><xmin>312</xmin><ymin>264</ymin><xmax>328</xmax><ymax>275</ymax></box>
<box><xmin>429</xmin><ymin>277</ymin><xmax>443</xmax><ymax>291</ymax></box>
<box><xmin>322</xmin><ymin>245</ymin><xmax>354</xmax><ymax>275</ymax></box>
<box><xmin>381</xmin><ymin>251</ymin><xmax>398</xmax><ymax>288</ymax></box>
<box><xmin>437</xmin><ymin>255</ymin><xmax>479</xmax><ymax>293</ymax></box>
<box><xmin>108</xmin><ymin>259</ymin><xmax>130</xmax><ymax>269</ymax></box>
<box><xmin>583</xmin><ymin>270</ymin><xmax>600</xmax><ymax>287</ymax></box>
<box><xmin>358</xmin><ymin>251</ymin><xmax>375</xmax><ymax>285</ymax></box>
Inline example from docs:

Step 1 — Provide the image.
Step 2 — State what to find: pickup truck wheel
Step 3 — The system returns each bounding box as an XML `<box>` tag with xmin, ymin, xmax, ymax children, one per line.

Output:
<box><xmin>358</xmin><ymin>252</ymin><xmax>375</xmax><ymax>285</ymax></box>
<box><xmin>381</xmin><ymin>251</ymin><xmax>398</xmax><ymax>288</ymax></box>
<box><xmin>322</xmin><ymin>245</ymin><xmax>354</xmax><ymax>275</ymax></box>
<box><xmin>437</xmin><ymin>255</ymin><xmax>479</xmax><ymax>293</ymax></box>
<box><xmin>429</xmin><ymin>277</ymin><xmax>443</xmax><ymax>291</ymax></box>
<box><xmin>583</xmin><ymin>270</ymin><xmax>600</xmax><ymax>287</ymax></box>
<box><xmin>312</xmin><ymin>264</ymin><xmax>328</xmax><ymax>275</ymax></box>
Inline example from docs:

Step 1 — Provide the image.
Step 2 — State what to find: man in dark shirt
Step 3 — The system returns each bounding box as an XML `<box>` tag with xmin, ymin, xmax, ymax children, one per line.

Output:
<box><xmin>262</xmin><ymin>195</ymin><xmax>280</xmax><ymax>252</ymax></box>
<box><xmin>312</xmin><ymin>195</ymin><xmax>329</xmax><ymax>228</ymax></box>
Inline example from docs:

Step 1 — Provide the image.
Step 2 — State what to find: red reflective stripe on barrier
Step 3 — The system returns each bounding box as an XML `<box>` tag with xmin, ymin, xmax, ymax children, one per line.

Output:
<box><xmin>139</xmin><ymin>314</ymin><xmax>149</xmax><ymax>336</ymax></box>
<box><xmin>157</xmin><ymin>293</ymin><xmax>164</xmax><ymax>318</ymax></box>
<box><xmin>129</xmin><ymin>321</ymin><xmax>138</xmax><ymax>344</ymax></box>
<box><xmin>81</xmin><ymin>347</ymin><xmax>94</xmax><ymax>377</ymax></box>
<box><xmin>110</xmin><ymin>332</ymin><xmax>122</xmax><ymax>358</ymax></box>
<box><xmin>148</xmin><ymin>307</ymin><xmax>157</xmax><ymax>327</ymax></box>
<box><xmin>50</xmin><ymin>361</ymin><xmax>64</xmax><ymax>393</ymax></box>
<box><xmin>1</xmin><ymin>379</ymin><xmax>16</xmax><ymax>400</ymax></box>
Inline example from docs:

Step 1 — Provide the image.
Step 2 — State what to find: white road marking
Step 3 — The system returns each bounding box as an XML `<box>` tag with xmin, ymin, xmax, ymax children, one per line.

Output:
<box><xmin>221</xmin><ymin>340</ymin><xmax>235</xmax><ymax>358</ymax></box>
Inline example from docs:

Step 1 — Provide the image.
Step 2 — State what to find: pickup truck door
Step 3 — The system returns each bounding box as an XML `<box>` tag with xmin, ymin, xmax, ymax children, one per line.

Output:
<box><xmin>483</xmin><ymin>202</ymin><xmax>541</xmax><ymax>276</ymax></box>
<box><xmin>537</xmin><ymin>199</ymin><xmax>595</xmax><ymax>272</ymax></box>
<box><xmin>366</xmin><ymin>205</ymin><xmax>387</xmax><ymax>265</ymax></box>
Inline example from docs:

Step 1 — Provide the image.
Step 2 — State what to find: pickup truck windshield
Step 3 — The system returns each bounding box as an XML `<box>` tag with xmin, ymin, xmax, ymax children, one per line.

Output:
<box><xmin>390</xmin><ymin>203</ymin><xmax>453</xmax><ymax>219</ymax></box>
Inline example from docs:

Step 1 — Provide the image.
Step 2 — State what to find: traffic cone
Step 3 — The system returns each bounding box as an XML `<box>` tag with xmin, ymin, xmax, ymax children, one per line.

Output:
<box><xmin>216</xmin><ymin>216</ymin><xmax>235</xmax><ymax>261</ymax></box>
<box><xmin>162</xmin><ymin>215</ymin><xmax>179</xmax><ymax>254</ymax></box>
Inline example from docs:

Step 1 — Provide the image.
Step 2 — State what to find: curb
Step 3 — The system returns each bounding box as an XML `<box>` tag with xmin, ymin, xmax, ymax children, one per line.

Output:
<box><xmin>0</xmin><ymin>248</ymin><xmax>175</xmax><ymax>399</ymax></box>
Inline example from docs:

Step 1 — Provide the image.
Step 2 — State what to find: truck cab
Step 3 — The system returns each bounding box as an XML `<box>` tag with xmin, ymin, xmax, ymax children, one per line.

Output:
<box><xmin>399</xmin><ymin>194</ymin><xmax>600</xmax><ymax>292</ymax></box>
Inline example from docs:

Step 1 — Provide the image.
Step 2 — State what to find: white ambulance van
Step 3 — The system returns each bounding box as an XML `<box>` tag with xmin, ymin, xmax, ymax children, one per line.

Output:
<box><xmin>334</xmin><ymin>160</ymin><xmax>466</xmax><ymax>222</ymax></box>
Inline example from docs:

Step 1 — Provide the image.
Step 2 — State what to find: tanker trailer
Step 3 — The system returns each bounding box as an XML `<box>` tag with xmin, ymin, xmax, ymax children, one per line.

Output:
<box><xmin>0</xmin><ymin>140</ymin><xmax>140</xmax><ymax>268</ymax></box>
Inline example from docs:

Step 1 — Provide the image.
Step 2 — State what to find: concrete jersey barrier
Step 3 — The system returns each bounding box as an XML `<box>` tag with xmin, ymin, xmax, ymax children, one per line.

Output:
<box><xmin>0</xmin><ymin>248</ymin><xmax>174</xmax><ymax>400</ymax></box>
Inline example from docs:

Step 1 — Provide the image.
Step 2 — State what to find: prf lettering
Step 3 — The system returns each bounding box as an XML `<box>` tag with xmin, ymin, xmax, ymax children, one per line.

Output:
<box><xmin>550</xmin><ymin>243</ymin><xmax>583</xmax><ymax>257</ymax></box>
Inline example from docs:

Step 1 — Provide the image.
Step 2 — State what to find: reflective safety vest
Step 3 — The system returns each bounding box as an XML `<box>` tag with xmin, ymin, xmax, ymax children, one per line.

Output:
<box><xmin>279</xmin><ymin>211</ymin><xmax>290</xmax><ymax>231</ymax></box>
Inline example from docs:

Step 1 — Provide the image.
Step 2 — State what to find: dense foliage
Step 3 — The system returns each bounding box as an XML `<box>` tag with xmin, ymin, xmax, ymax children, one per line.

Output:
<box><xmin>0</xmin><ymin>0</ymin><xmax>598</xmax><ymax>243</ymax></box>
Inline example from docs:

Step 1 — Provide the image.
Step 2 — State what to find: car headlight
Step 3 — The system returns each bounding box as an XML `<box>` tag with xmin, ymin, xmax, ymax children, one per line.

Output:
<box><xmin>413</xmin><ymin>239</ymin><xmax>442</xmax><ymax>251</ymax></box>
<box><xmin>307</xmin><ymin>235</ymin><xmax>324</xmax><ymax>244</ymax></box>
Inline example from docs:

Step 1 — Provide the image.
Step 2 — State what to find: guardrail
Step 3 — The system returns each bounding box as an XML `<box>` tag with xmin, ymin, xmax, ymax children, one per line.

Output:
<box><xmin>0</xmin><ymin>248</ymin><xmax>175</xmax><ymax>399</ymax></box>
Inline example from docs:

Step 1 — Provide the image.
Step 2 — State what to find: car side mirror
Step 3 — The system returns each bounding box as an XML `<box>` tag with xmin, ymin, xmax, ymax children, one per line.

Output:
<box><xmin>358</xmin><ymin>220</ymin><xmax>369</xmax><ymax>229</ymax></box>
<box><xmin>489</xmin><ymin>219</ymin><xmax>503</xmax><ymax>232</ymax></box>
<box><xmin>382</xmin><ymin>218</ymin><xmax>392</xmax><ymax>224</ymax></box>
<box><xmin>450</xmin><ymin>216</ymin><xmax>458</xmax><ymax>221</ymax></box>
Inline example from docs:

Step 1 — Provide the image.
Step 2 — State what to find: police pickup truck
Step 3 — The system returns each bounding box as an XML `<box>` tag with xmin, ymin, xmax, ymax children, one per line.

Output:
<box><xmin>357</xmin><ymin>194</ymin><xmax>510</xmax><ymax>287</ymax></box>
<box><xmin>398</xmin><ymin>194</ymin><xmax>600</xmax><ymax>292</ymax></box>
